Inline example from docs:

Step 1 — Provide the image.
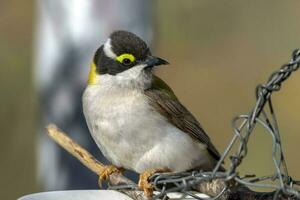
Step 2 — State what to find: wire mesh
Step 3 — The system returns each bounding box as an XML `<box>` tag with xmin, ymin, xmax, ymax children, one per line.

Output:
<box><xmin>109</xmin><ymin>49</ymin><xmax>300</xmax><ymax>199</ymax></box>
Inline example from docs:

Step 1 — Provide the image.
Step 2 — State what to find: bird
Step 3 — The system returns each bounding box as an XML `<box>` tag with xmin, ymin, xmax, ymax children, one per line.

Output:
<box><xmin>82</xmin><ymin>30</ymin><xmax>222</xmax><ymax>197</ymax></box>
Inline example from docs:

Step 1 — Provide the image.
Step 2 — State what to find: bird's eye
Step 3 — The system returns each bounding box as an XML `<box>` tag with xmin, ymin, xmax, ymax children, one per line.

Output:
<box><xmin>122</xmin><ymin>58</ymin><xmax>131</xmax><ymax>65</ymax></box>
<box><xmin>116</xmin><ymin>53</ymin><xmax>136</xmax><ymax>66</ymax></box>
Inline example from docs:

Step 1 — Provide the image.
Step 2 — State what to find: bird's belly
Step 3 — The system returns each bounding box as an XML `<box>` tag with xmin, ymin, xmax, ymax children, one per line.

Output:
<box><xmin>83</xmin><ymin>87</ymin><xmax>214</xmax><ymax>173</ymax></box>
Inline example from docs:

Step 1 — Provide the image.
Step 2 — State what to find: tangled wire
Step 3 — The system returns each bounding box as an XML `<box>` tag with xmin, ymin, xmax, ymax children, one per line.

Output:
<box><xmin>110</xmin><ymin>49</ymin><xmax>300</xmax><ymax>199</ymax></box>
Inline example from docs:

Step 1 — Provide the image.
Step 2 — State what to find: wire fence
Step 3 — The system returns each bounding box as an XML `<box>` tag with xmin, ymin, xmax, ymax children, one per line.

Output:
<box><xmin>110</xmin><ymin>49</ymin><xmax>300</xmax><ymax>199</ymax></box>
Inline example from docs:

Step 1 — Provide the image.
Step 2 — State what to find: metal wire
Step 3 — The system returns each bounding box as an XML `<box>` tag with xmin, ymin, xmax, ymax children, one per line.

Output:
<box><xmin>109</xmin><ymin>49</ymin><xmax>300</xmax><ymax>199</ymax></box>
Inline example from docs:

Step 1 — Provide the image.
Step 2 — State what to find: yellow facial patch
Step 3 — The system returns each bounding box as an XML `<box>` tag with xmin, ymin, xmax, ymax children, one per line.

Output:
<box><xmin>115</xmin><ymin>53</ymin><xmax>135</xmax><ymax>64</ymax></box>
<box><xmin>88</xmin><ymin>62</ymin><xmax>97</xmax><ymax>85</ymax></box>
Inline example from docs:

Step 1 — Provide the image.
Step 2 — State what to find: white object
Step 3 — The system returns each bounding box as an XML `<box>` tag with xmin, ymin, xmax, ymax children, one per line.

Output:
<box><xmin>18</xmin><ymin>190</ymin><xmax>210</xmax><ymax>200</ymax></box>
<box><xmin>18</xmin><ymin>190</ymin><xmax>132</xmax><ymax>200</ymax></box>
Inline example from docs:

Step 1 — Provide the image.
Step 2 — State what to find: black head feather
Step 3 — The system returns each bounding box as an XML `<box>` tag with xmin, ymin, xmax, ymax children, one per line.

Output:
<box><xmin>110</xmin><ymin>31</ymin><xmax>150</xmax><ymax>60</ymax></box>
<box><xmin>93</xmin><ymin>30</ymin><xmax>151</xmax><ymax>75</ymax></box>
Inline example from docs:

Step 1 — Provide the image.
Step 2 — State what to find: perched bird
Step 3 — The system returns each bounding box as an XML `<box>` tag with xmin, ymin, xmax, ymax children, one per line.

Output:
<box><xmin>83</xmin><ymin>31</ymin><xmax>222</xmax><ymax>196</ymax></box>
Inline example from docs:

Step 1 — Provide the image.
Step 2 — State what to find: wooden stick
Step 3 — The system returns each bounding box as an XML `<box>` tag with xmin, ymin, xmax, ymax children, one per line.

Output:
<box><xmin>46</xmin><ymin>124</ymin><xmax>147</xmax><ymax>200</ymax></box>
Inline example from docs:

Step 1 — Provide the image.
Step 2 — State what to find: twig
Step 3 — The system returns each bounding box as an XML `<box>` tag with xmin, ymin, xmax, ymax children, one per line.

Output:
<box><xmin>46</xmin><ymin>124</ymin><xmax>147</xmax><ymax>200</ymax></box>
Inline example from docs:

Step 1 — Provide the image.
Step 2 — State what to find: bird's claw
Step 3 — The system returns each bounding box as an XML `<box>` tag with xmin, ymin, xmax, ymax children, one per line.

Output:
<box><xmin>98</xmin><ymin>165</ymin><xmax>123</xmax><ymax>187</ymax></box>
<box><xmin>138</xmin><ymin>168</ymin><xmax>170</xmax><ymax>198</ymax></box>
<box><xmin>138</xmin><ymin>170</ymin><xmax>154</xmax><ymax>198</ymax></box>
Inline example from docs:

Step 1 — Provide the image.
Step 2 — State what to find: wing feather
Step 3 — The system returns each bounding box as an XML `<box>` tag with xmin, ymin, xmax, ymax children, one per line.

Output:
<box><xmin>144</xmin><ymin>76</ymin><xmax>221</xmax><ymax>161</ymax></box>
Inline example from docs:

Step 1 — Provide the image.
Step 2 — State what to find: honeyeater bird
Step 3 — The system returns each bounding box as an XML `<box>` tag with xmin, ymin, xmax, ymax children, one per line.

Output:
<box><xmin>83</xmin><ymin>30</ymin><xmax>222</xmax><ymax>197</ymax></box>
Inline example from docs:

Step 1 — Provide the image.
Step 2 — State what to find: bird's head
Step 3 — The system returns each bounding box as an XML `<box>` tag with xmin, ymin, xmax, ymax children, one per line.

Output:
<box><xmin>88</xmin><ymin>31</ymin><xmax>169</xmax><ymax>87</ymax></box>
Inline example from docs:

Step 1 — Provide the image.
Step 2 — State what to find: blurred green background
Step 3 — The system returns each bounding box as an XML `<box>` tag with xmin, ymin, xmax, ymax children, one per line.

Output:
<box><xmin>1</xmin><ymin>0</ymin><xmax>300</xmax><ymax>199</ymax></box>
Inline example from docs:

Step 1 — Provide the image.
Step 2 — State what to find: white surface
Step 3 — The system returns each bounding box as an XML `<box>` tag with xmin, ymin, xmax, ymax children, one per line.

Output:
<box><xmin>18</xmin><ymin>190</ymin><xmax>132</xmax><ymax>200</ymax></box>
<box><xmin>18</xmin><ymin>190</ymin><xmax>210</xmax><ymax>200</ymax></box>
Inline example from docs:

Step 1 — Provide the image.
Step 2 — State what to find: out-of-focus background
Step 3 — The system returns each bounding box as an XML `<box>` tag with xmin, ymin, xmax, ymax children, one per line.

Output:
<box><xmin>1</xmin><ymin>0</ymin><xmax>300</xmax><ymax>199</ymax></box>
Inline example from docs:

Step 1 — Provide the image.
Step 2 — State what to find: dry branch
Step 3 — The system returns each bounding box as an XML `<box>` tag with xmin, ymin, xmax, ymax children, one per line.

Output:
<box><xmin>46</xmin><ymin>124</ymin><xmax>146</xmax><ymax>200</ymax></box>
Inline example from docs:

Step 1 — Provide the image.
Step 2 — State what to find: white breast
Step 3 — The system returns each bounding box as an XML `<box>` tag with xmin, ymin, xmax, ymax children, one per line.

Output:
<box><xmin>82</xmin><ymin>71</ymin><xmax>215</xmax><ymax>173</ymax></box>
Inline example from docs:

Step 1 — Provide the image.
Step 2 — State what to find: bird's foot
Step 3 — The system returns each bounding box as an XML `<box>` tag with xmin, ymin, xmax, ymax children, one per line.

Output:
<box><xmin>98</xmin><ymin>165</ymin><xmax>123</xmax><ymax>187</ymax></box>
<box><xmin>138</xmin><ymin>168</ymin><xmax>170</xmax><ymax>198</ymax></box>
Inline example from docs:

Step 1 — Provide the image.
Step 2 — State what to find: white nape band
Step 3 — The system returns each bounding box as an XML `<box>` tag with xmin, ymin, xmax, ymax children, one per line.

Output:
<box><xmin>103</xmin><ymin>38</ymin><xmax>117</xmax><ymax>59</ymax></box>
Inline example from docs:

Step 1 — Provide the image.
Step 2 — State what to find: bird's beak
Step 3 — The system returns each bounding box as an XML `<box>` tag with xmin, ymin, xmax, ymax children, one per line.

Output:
<box><xmin>143</xmin><ymin>56</ymin><xmax>169</xmax><ymax>68</ymax></box>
